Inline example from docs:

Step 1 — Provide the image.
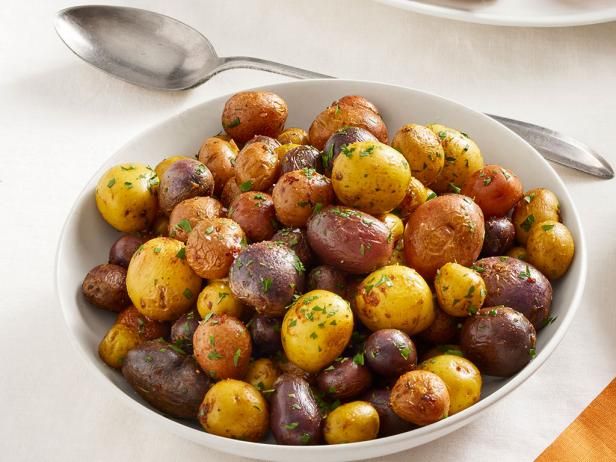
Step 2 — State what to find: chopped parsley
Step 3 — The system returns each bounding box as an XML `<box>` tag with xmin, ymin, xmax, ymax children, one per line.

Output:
<box><xmin>124</xmin><ymin>181</ymin><xmax>133</xmax><ymax>189</ymax></box>
<box><xmin>284</xmin><ymin>422</ymin><xmax>299</xmax><ymax>430</ymax></box>
<box><xmin>107</xmin><ymin>178</ymin><xmax>116</xmax><ymax>188</ymax></box>
<box><xmin>426</xmin><ymin>192</ymin><xmax>437</xmax><ymax>201</ymax></box>
<box><xmin>449</xmin><ymin>183</ymin><xmax>461</xmax><ymax>193</ymax></box>
<box><xmin>542</xmin><ymin>224</ymin><xmax>555</xmax><ymax>231</ymax></box>
<box><xmin>183</xmin><ymin>288</ymin><xmax>193</xmax><ymax>299</ymax></box>
<box><xmin>225</xmin><ymin>117</ymin><xmax>240</xmax><ymax>129</ymax></box>
<box><xmin>521</xmin><ymin>214</ymin><xmax>536</xmax><ymax>232</ymax></box>
<box><xmin>217</xmin><ymin>292</ymin><xmax>228</xmax><ymax>304</ymax></box>
<box><xmin>261</xmin><ymin>277</ymin><xmax>272</xmax><ymax>293</ymax></box>
<box><xmin>176</xmin><ymin>247</ymin><xmax>186</xmax><ymax>259</ymax></box>
<box><xmin>353</xmin><ymin>352</ymin><xmax>365</xmax><ymax>366</ymax></box>
<box><xmin>529</xmin><ymin>348</ymin><xmax>537</xmax><ymax>358</ymax></box>
<box><xmin>233</xmin><ymin>349</ymin><xmax>241</xmax><ymax>367</ymax></box>
<box><xmin>239</xmin><ymin>180</ymin><xmax>253</xmax><ymax>192</ymax></box>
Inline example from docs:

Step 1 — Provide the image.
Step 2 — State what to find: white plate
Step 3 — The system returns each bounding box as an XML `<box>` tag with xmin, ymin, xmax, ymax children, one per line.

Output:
<box><xmin>375</xmin><ymin>0</ymin><xmax>616</xmax><ymax>27</ymax></box>
<box><xmin>55</xmin><ymin>79</ymin><xmax>587</xmax><ymax>461</ymax></box>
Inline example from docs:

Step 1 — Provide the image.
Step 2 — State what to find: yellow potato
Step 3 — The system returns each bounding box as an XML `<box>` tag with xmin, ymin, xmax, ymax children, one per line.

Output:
<box><xmin>324</xmin><ymin>401</ymin><xmax>380</xmax><ymax>444</ymax></box>
<box><xmin>332</xmin><ymin>141</ymin><xmax>411</xmax><ymax>215</ymax></box>
<box><xmin>277</xmin><ymin>127</ymin><xmax>309</xmax><ymax>145</ymax></box>
<box><xmin>506</xmin><ymin>246</ymin><xmax>528</xmax><ymax>261</ymax></box>
<box><xmin>154</xmin><ymin>155</ymin><xmax>191</xmax><ymax>180</ymax></box>
<box><xmin>392</xmin><ymin>123</ymin><xmax>445</xmax><ymax>186</ymax></box>
<box><xmin>126</xmin><ymin>237</ymin><xmax>202</xmax><ymax>321</ymax></box>
<box><xmin>98</xmin><ymin>323</ymin><xmax>141</xmax><ymax>369</ymax></box>
<box><xmin>398</xmin><ymin>176</ymin><xmax>431</xmax><ymax>220</ymax></box>
<box><xmin>526</xmin><ymin>220</ymin><xmax>574</xmax><ymax>280</ymax></box>
<box><xmin>512</xmin><ymin>188</ymin><xmax>561</xmax><ymax>245</ymax></box>
<box><xmin>434</xmin><ymin>263</ymin><xmax>487</xmax><ymax>317</ymax></box>
<box><xmin>95</xmin><ymin>163</ymin><xmax>159</xmax><ymax>232</ymax></box>
<box><xmin>274</xmin><ymin>142</ymin><xmax>300</xmax><ymax>161</ymax></box>
<box><xmin>377</xmin><ymin>213</ymin><xmax>405</xmax><ymax>244</ymax></box>
<box><xmin>355</xmin><ymin>265</ymin><xmax>434</xmax><ymax>335</ymax></box>
<box><xmin>419</xmin><ymin>354</ymin><xmax>482</xmax><ymax>415</ymax></box>
<box><xmin>245</xmin><ymin>358</ymin><xmax>280</xmax><ymax>394</ymax></box>
<box><xmin>198</xmin><ymin>379</ymin><xmax>269</xmax><ymax>441</ymax></box>
<box><xmin>197</xmin><ymin>280</ymin><xmax>244</xmax><ymax>319</ymax></box>
<box><xmin>282</xmin><ymin>290</ymin><xmax>354</xmax><ymax>373</ymax></box>
<box><xmin>426</xmin><ymin>124</ymin><xmax>484</xmax><ymax>194</ymax></box>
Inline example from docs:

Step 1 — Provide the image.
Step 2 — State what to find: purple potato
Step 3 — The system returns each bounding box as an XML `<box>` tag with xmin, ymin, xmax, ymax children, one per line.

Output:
<box><xmin>481</xmin><ymin>216</ymin><xmax>515</xmax><ymax>257</ymax></box>
<box><xmin>159</xmin><ymin>158</ymin><xmax>214</xmax><ymax>215</ymax></box>
<box><xmin>272</xmin><ymin>228</ymin><xmax>314</xmax><ymax>268</ymax></box>
<box><xmin>307</xmin><ymin>265</ymin><xmax>348</xmax><ymax>298</ymax></box>
<box><xmin>322</xmin><ymin>127</ymin><xmax>378</xmax><ymax>175</ymax></box>
<box><xmin>108</xmin><ymin>234</ymin><xmax>146</xmax><ymax>268</ymax></box>
<box><xmin>365</xmin><ymin>329</ymin><xmax>417</xmax><ymax>377</ymax></box>
<box><xmin>361</xmin><ymin>388</ymin><xmax>414</xmax><ymax>437</ymax></box>
<box><xmin>280</xmin><ymin>145</ymin><xmax>322</xmax><ymax>174</ymax></box>
<box><xmin>249</xmin><ymin>314</ymin><xmax>282</xmax><ymax>356</ymax></box>
<box><xmin>170</xmin><ymin>310</ymin><xmax>200</xmax><ymax>353</ymax></box>
<box><xmin>316</xmin><ymin>357</ymin><xmax>372</xmax><ymax>400</ymax></box>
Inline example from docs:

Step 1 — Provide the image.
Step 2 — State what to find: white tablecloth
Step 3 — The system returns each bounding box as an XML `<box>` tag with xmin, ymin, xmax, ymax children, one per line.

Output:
<box><xmin>1</xmin><ymin>1</ymin><xmax>615</xmax><ymax>461</ymax></box>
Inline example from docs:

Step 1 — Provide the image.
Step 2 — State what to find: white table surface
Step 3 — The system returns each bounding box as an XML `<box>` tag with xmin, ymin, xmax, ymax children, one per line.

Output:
<box><xmin>1</xmin><ymin>1</ymin><xmax>615</xmax><ymax>461</ymax></box>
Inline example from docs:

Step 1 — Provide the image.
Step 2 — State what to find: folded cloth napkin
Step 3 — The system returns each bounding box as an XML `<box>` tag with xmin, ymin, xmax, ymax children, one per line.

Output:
<box><xmin>535</xmin><ymin>378</ymin><xmax>616</xmax><ymax>461</ymax></box>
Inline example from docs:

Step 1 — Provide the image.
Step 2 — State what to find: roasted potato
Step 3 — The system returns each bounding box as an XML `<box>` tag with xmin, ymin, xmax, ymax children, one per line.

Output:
<box><xmin>158</xmin><ymin>158</ymin><xmax>214</xmax><ymax>215</ymax></box>
<box><xmin>229</xmin><ymin>192</ymin><xmax>277</xmax><ymax>242</ymax></box>
<box><xmin>332</xmin><ymin>141</ymin><xmax>411</xmax><ymax>215</ymax></box>
<box><xmin>234</xmin><ymin>141</ymin><xmax>280</xmax><ymax>193</ymax></box>
<box><xmin>378</xmin><ymin>213</ymin><xmax>404</xmax><ymax>244</ymax></box>
<box><xmin>170</xmin><ymin>309</ymin><xmax>200</xmax><ymax>352</ymax></box>
<box><xmin>197</xmin><ymin>137</ymin><xmax>239</xmax><ymax>195</ymax></box>
<box><xmin>277</xmin><ymin>127</ymin><xmax>309</xmax><ymax>145</ymax></box>
<box><xmin>307</xmin><ymin>265</ymin><xmax>347</xmax><ymax>298</ymax></box>
<box><xmin>274</xmin><ymin>143</ymin><xmax>300</xmax><ymax>162</ymax></box>
<box><xmin>526</xmin><ymin>220</ymin><xmax>574</xmax><ymax>280</ymax></box>
<box><xmin>418</xmin><ymin>306</ymin><xmax>460</xmax><ymax>346</ymax></box>
<box><xmin>272</xmin><ymin>228</ymin><xmax>314</xmax><ymax>268</ymax></box>
<box><xmin>507</xmin><ymin>246</ymin><xmax>528</xmax><ymax>261</ymax></box>
<box><xmin>82</xmin><ymin>263</ymin><xmax>131</xmax><ymax>312</ymax></box>
<box><xmin>222</xmin><ymin>91</ymin><xmax>288</xmax><ymax>144</ymax></box>
<box><xmin>324</xmin><ymin>401</ymin><xmax>380</xmax><ymax>444</ymax></box>
<box><xmin>364</xmin><ymin>329</ymin><xmax>417</xmax><ymax>377</ymax></box>
<box><xmin>126</xmin><ymin>237</ymin><xmax>202</xmax><ymax>321</ymax></box>
<box><xmin>249</xmin><ymin>314</ymin><xmax>282</xmax><ymax>357</ymax></box>
<box><xmin>196</xmin><ymin>279</ymin><xmax>245</xmax><ymax>320</ymax></box>
<box><xmin>122</xmin><ymin>339</ymin><xmax>211</xmax><ymax>418</ymax></box>
<box><xmin>108</xmin><ymin>234</ymin><xmax>146</xmax><ymax>268</ymax></box>
<box><xmin>396</xmin><ymin>176</ymin><xmax>431</xmax><ymax>220</ymax></box>
<box><xmin>98</xmin><ymin>323</ymin><xmax>142</xmax><ymax>369</ymax></box>
<box><xmin>322</xmin><ymin>126</ymin><xmax>378</xmax><ymax>175</ymax></box>
<box><xmin>481</xmin><ymin>216</ymin><xmax>515</xmax><ymax>257</ymax></box>
<box><xmin>316</xmin><ymin>357</ymin><xmax>373</xmax><ymax>400</ymax></box>
<box><xmin>434</xmin><ymin>263</ymin><xmax>487</xmax><ymax>317</ymax></box>
<box><xmin>168</xmin><ymin>196</ymin><xmax>223</xmax><ymax>242</ymax></box>
<box><xmin>391</xmin><ymin>124</ymin><xmax>445</xmax><ymax>186</ymax></box>
<box><xmin>154</xmin><ymin>155</ymin><xmax>191</xmax><ymax>180</ymax></box>
<box><xmin>117</xmin><ymin>305</ymin><xmax>170</xmax><ymax>341</ymax></box>
<box><xmin>199</xmin><ymin>379</ymin><xmax>269</xmax><ymax>441</ymax></box>
<box><xmin>185</xmin><ymin>218</ymin><xmax>246</xmax><ymax>279</ymax></box>
<box><xmin>280</xmin><ymin>145</ymin><xmax>323</xmax><ymax>175</ymax></box>
<box><xmin>281</xmin><ymin>290</ymin><xmax>354</xmax><ymax>373</ymax></box>
<box><xmin>512</xmin><ymin>188</ymin><xmax>561</xmax><ymax>244</ymax></box>
<box><xmin>390</xmin><ymin>370</ymin><xmax>450</xmax><ymax>425</ymax></box>
<box><xmin>361</xmin><ymin>388</ymin><xmax>414</xmax><ymax>437</ymax></box>
<box><xmin>220</xmin><ymin>177</ymin><xmax>241</xmax><ymax>208</ymax></box>
<box><xmin>404</xmin><ymin>195</ymin><xmax>485</xmax><ymax>280</ymax></box>
<box><xmin>246</xmin><ymin>358</ymin><xmax>280</xmax><ymax>394</ymax></box>
<box><xmin>461</xmin><ymin>165</ymin><xmax>523</xmax><ymax>218</ymax></box>
<box><xmin>245</xmin><ymin>135</ymin><xmax>281</xmax><ymax>151</ymax></box>
<box><xmin>95</xmin><ymin>163</ymin><xmax>159</xmax><ymax>232</ymax></box>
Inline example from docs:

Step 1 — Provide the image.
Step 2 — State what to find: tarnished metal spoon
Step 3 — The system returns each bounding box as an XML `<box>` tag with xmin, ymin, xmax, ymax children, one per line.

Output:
<box><xmin>54</xmin><ymin>5</ymin><xmax>613</xmax><ymax>179</ymax></box>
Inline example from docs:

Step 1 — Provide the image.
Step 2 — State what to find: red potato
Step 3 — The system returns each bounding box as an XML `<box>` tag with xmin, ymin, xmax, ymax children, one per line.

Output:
<box><xmin>461</xmin><ymin>165</ymin><xmax>523</xmax><ymax>218</ymax></box>
<box><xmin>229</xmin><ymin>192</ymin><xmax>278</xmax><ymax>242</ymax></box>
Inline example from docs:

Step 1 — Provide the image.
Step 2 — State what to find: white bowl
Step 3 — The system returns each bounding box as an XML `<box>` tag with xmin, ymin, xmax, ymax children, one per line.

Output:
<box><xmin>55</xmin><ymin>79</ymin><xmax>586</xmax><ymax>462</ymax></box>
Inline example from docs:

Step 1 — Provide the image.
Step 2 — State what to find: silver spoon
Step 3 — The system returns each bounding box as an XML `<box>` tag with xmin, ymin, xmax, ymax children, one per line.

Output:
<box><xmin>54</xmin><ymin>5</ymin><xmax>613</xmax><ymax>179</ymax></box>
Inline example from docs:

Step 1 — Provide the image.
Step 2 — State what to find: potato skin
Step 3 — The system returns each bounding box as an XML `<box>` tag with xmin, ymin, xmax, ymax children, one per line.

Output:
<box><xmin>277</xmin><ymin>127</ymin><xmax>309</xmax><ymax>146</ymax></box>
<box><xmin>461</xmin><ymin>165</ymin><xmax>523</xmax><ymax>218</ymax></box>
<box><xmin>324</xmin><ymin>401</ymin><xmax>380</xmax><ymax>444</ymax></box>
<box><xmin>98</xmin><ymin>323</ymin><xmax>142</xmax><ymax>369</ymax></box>
<box><xmin>199</xmin><ymin>379</ymin><xmax>269</xmax><ymax>441</ymax></box>
<box><xmin>82</xmin><ymin>263</ymin><xmax>131</xmax><ymax>312</ymax></box>
<box><xmin>474</xmin><ymin>256</ymin><xmax>552</xmax><ymax>329</ymax></box>
<box><xmin>434</xmin><ymin>263</ymin><xmax>487</xmax><ymax>317</ymax></box>
<box><xmin>332</xmin><ymin>141</ymin><xmax>411</xmax><ymax>215</ymax></box>
<box><xmin>355</xmin><ymin>265</ymin><xmax>434</xmax><ymax>335</ymax></box>
<box><xmin>307</xmin><ymin>206</ymin><xmax>394</xmax><ymax>274</ymax></box>
<box><xmin>419</xmin><ymin>354</ymin><xmax>481</xmax><ymax>415</ymax></box>
<box><xmin>361</xmin><ymin>388</ymin><xmax>414</xmax><ymax>437</ymax></box>
<box><xmin>95</xmin><ymin>163</ymin><xmax>159</xmax><ymax>232</ymax></box>
<box><xmin>196</xmin><ymin>279</ymin><xmax>245</xmax><ymax>320</ymax></box>
<box><xmin>246</xmin><ymin>358</ymin><xmax>280</xmax><ymax>394</ymax></box>
<box><xmin>322</xmin><ymin>126</ymin><xmax>378</xmax><ymax>175</ymax></box>
<box><xmin>169</xmin><ymin>310</ymin><xmax>200</xmax><ymax>353</ymax></box>
<box><xmin>158</xmin><ymin>158</ymin><xmax>214</xmax><ymax>215</ymax></box>
<box><xmin>507</xmin><ymin>246</ymin><xmax>528</xmax><ymax>261</ymax></box>
<box><xmin>404</xmin><ymin>195</ymin><xmax>485</xmax><ymax>280</ymax></box>
<box><xmin>396</xmin><ymin>176</ymin><xmax>431</xmax><ymax>220</ymax></box>
<box><xmin>390</xmin><ymin>370</ymin><xmax>450</xmax><ymax>426</ymax></box>
<box><xmin>117</xmin><ymin>305</ymin><xmax>170</xmax><ymax>341</ymax></box>
<box><xmin>155</xmin><ymin>156</ymin><xmax>191</xmax><ymax>180</ymax></box>
<box><xmin>109</xmin><ymin>234</ymin><xmax>146</xmax><ymax>268</ymax></box>
<box><xmin>460</xmin><ymin>307</ymin><xmax>537</xmax><ymax>377</ymax></box>
<box><xmin>281</xmin><ymin>290</ymin><xmax>354</xmax><ymax>373</ymax></box>
<box><xmin>418</xmin><ymin>306</ymin><xmax>460</xmax><ymax>346</ymax></box>
<box><xmin>270</xmin><ymin>374</ymin><xmax>323</xmax><ymax>445</ymax></box>
<box><xmin>481</xmin><ymin>216</ymin><xmax>515</xmax><ymax>257</ymax></box>
<box><xmin>126</xmin><ymin>237</ymin><xmax>202</xmax><ymax>321</ymax></box>
<box><xmin>392</xmin><ymin>124</ymin><xmax>445</xmax><ymax>186</ymax></box>
<box><xmin>234</xmin><ymin>141</ymin><xmax>281</xmax><ymax>192</ymax></box>
<box><xmin>272</xmin><ymin>228</ymin><xmax>314</xmax><ymax>268</ymax></box>
<box><xmin>193</xmin><ymin>314</ymin><xmax>252</xmax><ymax>380</ymax></box>
<box><xmin>185</xmin><ymin>218</ymin><xmax>245</xmax><ymax>279</ymax></box>
<box><xmin>245</xmin><ymin>135</ymin><xmax>282</xmax><ymax>152</ymax></box>
<box><xmin>512</xmin><ymin>188</ymin><xmax>560</xmax><ymax>244</ymax></box>
<box><xmin>222</xmin><ymin>91</ymin><xmax>288</xmax><ymax>144</ymax></box>
<box><xmin>220</xmin><ymin>177</ymin><xmax>241</xmax><ymax>208</ymax></box>
<box><xmin>378</xmin><ymin>213</ymin><xmax>405</xmax><ymax>244</ymax></box>
<box><xmin>229</xmin><ymin>192</ymin><xmax>277</xmax><ymax>242</ymax></box>
<box><xmin>526</xmin><ymin>220</ymin><xmax>574</xmax><ymax>280</ymax></box>
<box><xmin>364</xmin><ymin>329</ymin><xmax>417</xmax><ymax>377</ymax></box>
<box><xmin>307</xmin><ymin>265</ymin><xmax>347</xmax><ymax>298</ymax></box>
<box><xmin>316</xmin><ymin>357</ymin><xmax>373</xmax><ymax>400</ymax></box>
<box><xmin>249</xmin><ymin>314</ymin><xmax>282</xmax><ymax>357</ymax></box>
<box><xmin>198</xmin><ymin>137</ymin><xmax>238</xmax><ymax>195</ymax></box>
<box><xmin>280</xmin><ymin>145</ymin><xmax>323</xmax><ymax>175</ymax></box>
<box><xmin>168</xmin><ymin>196</ymin><xmax>223</xmax><ymax>242</ymax></box>
<box><xmin>309</xmin><ymin>95</ymin><xmax>388</xmax><ymax>150</ymax></box>
<box><xmin>122</xmin><ymin>339</ymin><xmax>211</xmax><ymax>418</ymax></box>
<box><xmin>272</xmin><ymin>169</ymin><xmax>334</xmax><ymax>227</ymax></box>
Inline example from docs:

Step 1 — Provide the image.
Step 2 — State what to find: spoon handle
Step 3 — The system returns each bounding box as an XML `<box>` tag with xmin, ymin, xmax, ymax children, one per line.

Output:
<box><xmin>218</xmin><ymin>56</ymin><xmax>332</xmax><ymax>80</ymax></box>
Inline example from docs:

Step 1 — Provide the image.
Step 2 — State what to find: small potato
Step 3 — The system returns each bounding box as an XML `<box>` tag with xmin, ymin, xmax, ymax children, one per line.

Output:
<box><xmin>324</xmin><ymin>401</ymin><xmax>380</xmax><ymax>444</ymax></box>
<box><xmin>168</xmin><ymin>196</ymin><xmax>223</xmax><ymax>242</ymax></box>
<box><xmin>461</xmin><ymin>165</ymin><xmax>523</xmax><ymax>218</ymax></box>
<box><xmin>427</xmin><ymin>125</ymin><xmax>484</xmax><ymax>194</ymax></box>
<box><xmin>272</xmin><ymin>169</ymin><xmax>334</xmax><ymax>227</ymax></box>
<box><xmin>234</xmin><ymin>141</ymin><xmax>280</xmax><ymax>192</ymax></box>
<box><xmin>392</xmin><ymin>124</ymin><xmax>445</xmax><ymax>186</ymax></box>
<box><xmin>193</xmin><ymin>314</ymin><xmax>252</xmax><ymax>380</ymax></box>
<box><xmin>434</xmin><ymin>263</ymin><xmax>487</xmax><ymax>317</ymax></box>
<box><xmin>197</xmin><ymin>279</ymin><xmax>245</xmax><ymax>320</ymax></box>
<box><xmin>422</xmin><ymin>344</ymin><xmax>464</xmax><ymax>361</ymax></box>
<box><xmin>82</xmin><ymin>263</ymin><xmax>131</xmax><ymax>312</ymax></box>
<box><xmin>280</xmin><ymin>145</ymin><xmax>323</xmax><ymax>175</ymax></box>
<box><xmin>404</xmin><ymin>195</ymin><xmax>485</xmax><ymax>280</ymax></box>
<box><xmin>122</xmin><ymin>339</ymin><xmax>211</xmax><ymax>418</ymax></box>
<box><xmin>249</xmin><ymin>315</ymin><xmax>282</xmax><ymax>357</ymax></box>
<box><xmin>526</xmin><ymin>221</ymin><xmax>574</xmax><ymax>280</ymax></box>
<box><xmin>361</xmin><ymin>388</ymin><xmax>414</xmax><ymax>437</ymax></box>
<box><xmin>220</xmin><ymin>177</ymin><xmax>242</xmax><ymax>208</ymax></box>
<box><xmin>507</xmin><ymin>246</ymin><xmax>528</xmax><ymax>261</ymax></box>
<box><xmin>126</xmin><ymin>237</ymin><xmax>202</xmax><ymax>321</ymax></box>
<box><xmin>117</xmin><ymin>305</ymin><xmax>170</xmax><ymax>341</ymax></box>
<box><xmin>186</xmin><ymin>218</ymin><xmax>246</xmax><ymax>279</ymax></box>
<box><xmin>108</xmin><ymin>234</ymin><xmax>146</xmax><ymax>268</ymax></box>
<box><xmin>277</xmin><ymin>127</ymin><xmax>309</xmax><ymax>145</ymax></box>
<box><xmin>364</xmin><ymin>329</ymin><xmax>417</xmax><ymax>377</ymax></box>
<box><xmin>229</xmin><ymin>192</ymin><xmax>277</xmax><ymax>242</ymax></box>
<box><xmin>512</xmin><ymin>188</ymin><xmax>561</xmax><ymax>244</ymax></box>
<box><xmin>199</xmin><ymin>379</ymin><xmax>269</xmax><ymax>441</ymax></box>
<box><xmin>281</xmin><ymin>290</ymin><xmax>354</xmax><ymax>373</ymax></box>
<box><xmin>274</xmin><ymin>143</ymin><xmax>300</xmax><ymax>162</ymax></box>
<box><xmin>332</xmin><ymin>141</ymin><xmax>411</xmax><ymax>215</ymax></box>
<box><xmin>272</xmin><ymin>228</ymin><xmax>314</xmax><ymax>268</ymax></box>
<box><xmin>158</xmin><ymin>158</ymin><xmax>214</xmax><ymax>215</ymax></box>
<box><xmin>378</xmin><ymin>213</ymin><xmax>404</xmax><ymax>243</ymax></box>
<box><xmin>418</xmin><ymin>306</ymin><xmax>460</xmax><ymax>346</ymax></box>
<box><xmin>149</xmin><ymin>214</ymin><xmax>169</xmax><ymax>237</ymax></box>
<box><xmin>170</xmin><ymin>310</ymin><xmax>200</xmax><ymax>352</ymax></box>
<box><xmin>245</xmin><ymin>135</ymin><xmax>281</xmax><ymax>152</ymax></box>
<box><xmin>98</xmin><ymin>323</ymin><xmax>141</xmax><ymax>368</ymax></box>
<box><xmin>95</xmin><ymin>163</ymin><xmax>159</xmax><ymax>232</ymax></box>
<box><xmin>198</xmin><ymin>137</ymin><xmax>239</xmax><ymax>195</ymax></box>
<box><xmin>419</xmin><ymin>355</ymin><xmax>482</xmax><ymax>415</ymax></box>
<box><xmin>154</xmin><ymin>155</ymin><xmax>191</xmax><ymax>180</ymax></box>
<box><xmin>222</xmin><ymin>91</ymin><xmax>288</xmax><ymax>144</ymax></box>
<box><xmin>481</xmin><ymin>216</ymin><xmax>515</xmax><ymax>257</ymax></box>
<box><xmin>245</xmin><ymin>358</ymin><xmax>280</xmax><ymax>393</ymax></box>
<box><xmin>309</xmin><ymin>95</ymin><xmax>388</xmax><ymax>150</ymax></box>
<box><xmin>390</xmin><ymin>370</ymin><xmax>450</xmax><ymax>426</ymax></box>
<box><xmin>307</xmin><ymin>265</ymin><xmax>347</xmax><ymax>298</ymax></box>
<box><xmin>355</xmin><ymin>265</ymin><xmax>434</xmax><ymax>335</ymax></box>
<box><xmin>396</xmin><ymin>177</ymin><xmax>431</xmax><ymax>220</ymax></box>
<box><xmin>316</xmin><ymin>357</ymin><xmax>373</xmax><ymax>400</ymax></box>
<box><xmin>322</xmin><ymin>126</ymin><xmax>378</xmax><ymax>175</ymax></box>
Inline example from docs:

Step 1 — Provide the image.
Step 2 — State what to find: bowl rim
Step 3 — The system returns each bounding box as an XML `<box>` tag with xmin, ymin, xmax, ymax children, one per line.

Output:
<box><xmin>54</xmin><ymin>78</ymin><xmax>587</xmax><ymax>459</ymax></box>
